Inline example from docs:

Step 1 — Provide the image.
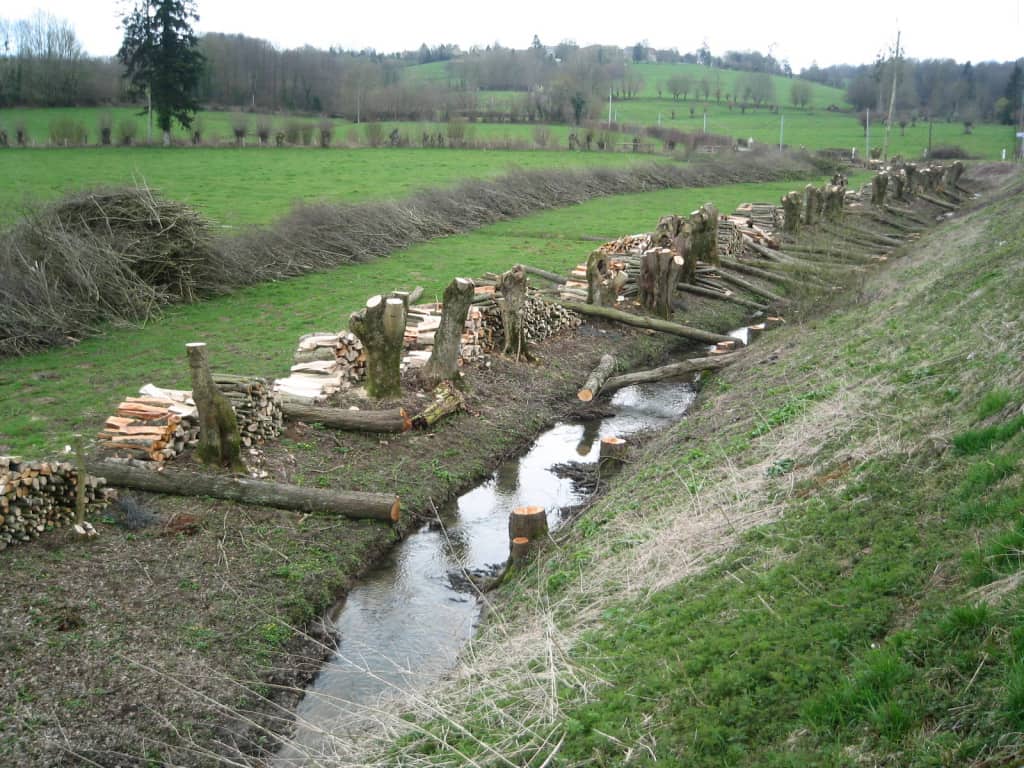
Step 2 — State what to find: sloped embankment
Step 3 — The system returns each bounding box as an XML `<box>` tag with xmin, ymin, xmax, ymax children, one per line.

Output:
<box><xmin>379</xmin><ymin>168</ymin><xmax>1024</xmax><ymax>766</ymax></box>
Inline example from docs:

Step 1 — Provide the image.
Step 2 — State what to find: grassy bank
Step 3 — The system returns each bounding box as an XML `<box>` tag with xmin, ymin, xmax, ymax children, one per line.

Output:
<box><xmin>0</xmin><ymin>168</ymin><xmax>839</xmax><ymax>459</ymax></box>
<box><xmin>358</xmin><ymin>167</ymin><xmax>1024</xmax><ymax>766</ymax></box>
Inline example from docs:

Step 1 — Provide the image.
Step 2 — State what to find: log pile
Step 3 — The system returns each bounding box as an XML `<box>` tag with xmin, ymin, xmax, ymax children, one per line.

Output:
<box><xmin>479</xmin><ymin>293</ymin><xmax>582</xmax><ymax>348</ymax></box>
<box><xmin>275</xmin><ymin>332</ymin><xmax>363</xmax><ymax>404</ymax></box>
<box><xmin>403</xmin><ymin>302</ymin><xmax>485</xmax><ymax>369</ymax></box>
<box><xmin>733</xmin><ymin>202</ymin><xmax>782</xmax><ymax>232</ymax></box>
<box><xmin>0</xmin><ymin>457</ymin><xmax>112</xmax><ymax>550</ymax></box>
<box><xmin>98</xmin><ymin>393</ymin><xmax>198</xmax><ymax>462</ymax></box>
<box><xmin>211</xmin><ymin>375</ymin><xmax>283</xmax><ymax>447</ymax></box>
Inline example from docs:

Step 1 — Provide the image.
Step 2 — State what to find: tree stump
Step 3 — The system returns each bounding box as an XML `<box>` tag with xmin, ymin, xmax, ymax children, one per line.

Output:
<box><xmin>802</xmin><ymin>184</ymin><xmax>821</xmax><ymax>226</ymax></box>
<box><xmin>823</xmin><ymin>184</ymin><xmax>846</xmax><ymax>220</ymax></box>
<box><xmin>639</xmin><ymin>249</ymin><xmax>685</xmax><ymax>319</ymax></box>
<box><xmin>599</xmin><ymin>436</ymin><xmax>627</xmax><ymax>471</ymax></box>
<box><xmin>498</xmin><ymin>265</ymin><xmax>531</xmax><ymax>360</ymax></box>
<box><xmin>510</xmin><ymin>536</ymin><xmax>534</xmax><ymax>564</ymax></box>
<box><xmin>891</xmin><ymin>170</ymin><xmax>906</xmax><ymax>201</ymax></box>
<box><xmin>871</xmin><ymin>173</ymin><xmax>889</xmax><ymax>206</ymax></box>
<box><xmin>186</xmin><ymin>342</ymin><xmax>245</xmax><ymax>472</ymax></box>
<box><xmin>945</xmin><ymin>160</ymin><xmax>965</xmax><ymax>189</ymax></box>
<box><xmin>423</xmin><ymin>277</ymin><xmax>475</xmax><ymax>386</ymax></box>
<box><xmin>586</xmin><ymin>249</ymin><xmax>618</xmax><ymax>307</ymax></box>
<box><xmin>689</xmin><ymin>203</ymin><xmax>720</xmax><ymax>267</ymax></box>
<box><xmin>780</xmin><ymin>191</ymin><xmax>802</xmax><ymax>233</ymax></box>
<box><xmin>509</xmin><ymin>505</ymin><xmax>548</xmax><ymax>543</ymax></box>
<box><xmin>350</xmin><ymin>294</ymin><xmax>407</xmax><ymax>398</ymax></box>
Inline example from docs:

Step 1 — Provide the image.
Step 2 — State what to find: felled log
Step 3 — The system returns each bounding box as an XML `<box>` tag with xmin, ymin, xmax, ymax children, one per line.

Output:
<box><xmin>281</xmin><ymin>402</ymin><xmax>411</xmax><ymax>433</ymax></box>
<box><xmin>522</xmin><ymin>264</ymin><xmax>566</xmax><ymax>285</ymax></box>
<box><xmin>350</xmin><ymin>294</ymin><xmax>407</xmax><ymax>398</ymax></box>
<box><xmin>719</xmin><ymin>259</ymin><xmax>805</xmax><ymax>289</ymax></box>
<box><xmin>677</xmin><ymin>282</ymin><xmax>769</xmax><ymax>311</ymax></box>
<box><xmin>639</xmin><ymin>248</ymin><xmax>684</xmax><ymax>319</ymax></box>
<box><xmin>601</xmin><ymin>354</ymin><xmax>737</xmax><ymax>395</ymax></box>
<box><xmin>186</xmin><ymin>343</ymin><xmax>244</xmax><ymax>472</ymax></box>
<box><xmin>714</xmin><ymin>267</ymin><xmax>788</xmax><ymax>305</ymax></box>
<box><xmin>578</xmin><ymin>354</ymin><xmax>616</xmax><ymax>402</ymax></box>
<box><xmin>496</xmin><ymin>264</ymin><xmax>530</xmax><ymax>360</ymax></box>
<box><xmin>423</xmin><ymin>277</ymin><xmax>476</xmax><ymax>386</ymax></box>
<box><xmin>917</xmin><ymin>192</ymin><xmax>957</xmax><ymax>211</ymax></box>
<box><xmin>551</xmin><ymin>300</ymin><xmax>738</xmax><ymax>346</ymax></box>
<box><xmin>508</xmin><ymin>505</ymin><xmax>548</xmax><ymax>542</ymax></box>
<box><xmin>412</xmin><ymin>381</ymin><xmax>465</xmax><ymax>429</ymax></box>
<box><xmin>86</xmin><ymin>460</ymin><xmax>400</xmax><ymax>522</ymax></box>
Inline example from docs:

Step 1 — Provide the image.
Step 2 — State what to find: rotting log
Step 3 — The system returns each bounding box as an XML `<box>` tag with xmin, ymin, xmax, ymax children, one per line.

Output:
<box><xmin>423</xmin><ymin>277</ymin><xmax>475</xmax><ymax>386</ymax></box>
<box><xmin>498</xmin><ymin>264</ymin><xmax>531</xmax><ymax>360</ymax></box>
<box><xmin>282</xmin><ymin>402</ymin><xmax>411</xmax><ymax>433</ymax></box>
<box><xmin>551</xmin><ymin>299</ymin><xmax>738</xmax><ymax>346</ymax></box>
<box><xmin>639</xmin><ymin>249</ymin><xmax>684</xmax><ymax>319</ymax></box>
<box><xmin>578</xmin><ymin>354</ymin><xmax>617</xmax><ymax>402</ymax></box>
<box><xmin>509</xmin><ymin>505</ymin><xmax>548</xmax><ymax>543</ymax></box>
<box><xmin>86</xmin><ymin>460</ymin><xmax>400</xmax><ymax>522</ymax></box>
<box><xmin>350</xmin><ymin>294</ymin><xmax>407</xmax><ymax>398</ymax></box>
<box><xmin>186</xmin><ymin>342</ymin><xmax>244</xmax><ymax>472</ymax></box>
<box><xmin>412</xmin><ymin>381</ymin><xmax>465</xmax><ymax>429</ymax></box>
<box><xmin>601</xmin><ymin>353</ymin><xmax>738</xmax><ymax>395</ymax></box>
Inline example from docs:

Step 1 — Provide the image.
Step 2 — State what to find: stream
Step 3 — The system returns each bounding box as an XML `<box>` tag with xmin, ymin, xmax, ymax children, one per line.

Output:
<box><xmin>277</xmin><ymin>332</ymin><xmax>750</xmax><ymax>759</ymax></box>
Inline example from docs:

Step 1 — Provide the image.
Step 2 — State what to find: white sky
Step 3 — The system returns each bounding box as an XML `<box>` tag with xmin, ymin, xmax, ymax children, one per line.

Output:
<box><xmin>14</xmin><ymin>0</ymin><xmax>1024</xmax><ymax>71</ymax></box>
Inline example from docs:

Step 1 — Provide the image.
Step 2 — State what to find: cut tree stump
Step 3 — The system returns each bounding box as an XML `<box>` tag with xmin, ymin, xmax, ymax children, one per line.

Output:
<box><xmin>586</xmin><ymin>249</ymin><xmax>618</xmax><ymax>307</ymax></box>
<box><xmin>653</xmin><ymin>214</ymin><xmax>695</xmax><ymax>283</ymax></box>
<box><xmin>601</xmin><ymin>354</ymin><xmax>738</xmax><ymax>395</ymax></box>
<box><xmin>871</xmin><ymin>173</ymin><xmax>889</xmax><ymax>206</ymax></box>
<box><xmin>86</xmin><ymin>460</ymin><xmax>400</xmax><ymax>522</ymax></box>
<box><xmin>689</xmin><ymin>203</ymin><xmax>720</xmax><ymax>267</ymax></box>
<box><xmin>281</xmin><ymin>402</ymin><xmax>411</xmax><ymax>433</ymax></box>
<box><xmin>186</xmin><ymin>342</ymin><xmax>244</xmax><ymax>472</ymax></box>
<box><xmin>510</xmin><ymin>536</ymin><xmax>534</xmax><ymax>564</ymax></box>
<box><xmin>781</xmin><ymin>191</ymin><xmax>802</xmax><ymax>233</ymax></box>
<box><xmin>599</xmin><ymin>436</ymin><xmax>627</xmax><ymax>469</ymax></box>
<box><xmin>350</xmin><ymin>294</ymin><xmax>408</xmax><ymax>398</ymax></box>
<box><xmin>578</xmin><ymin>354</ymin><xmax>617</xmax><ymax>402</ymax></box>
<box><xmin>423</xmin><ymin>277</ymin><xmax>475</xmax><ymax>386</ymax></box>
<box><xmin>509</xmin><ymin>505</ymin><xmax>548</xmax><ymax>543</ymax></box>
<box><xmin>639</xmin><ymin>249</ymin><xmax>685</xmax><ymax>319</ymax></box>
<box><xmin>551</xmin><ymin>300</ymin><xmax>738</xmax><ymax>346</ymax></box>
<box><xmin>498</xmin><ymin>265</ymin><xmax>531</xmax><ymax>360</ymax></box>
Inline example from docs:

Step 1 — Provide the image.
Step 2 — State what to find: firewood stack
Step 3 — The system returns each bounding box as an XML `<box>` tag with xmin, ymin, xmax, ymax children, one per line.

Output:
<box><xmin>210</xmin><ymin>375</ymin><xmax>283</xmax><ymax>447</ymax></box>
<box><xmin>403</xmin><ymin>303</ymin><xmax>485</xmax><ymax>370</ymax></box>
<box><xmin>719</xmin><ymin>214</ymin><xmax>780</xmax><ymax>252</ymax></box>
<box><xmin>733</xmin><ymin>202</ymin><xmax>782</xmax><ymax>231</ymax></box>
<box><xmin>274</xmin><ymin>332</ymin><xmax>363</xmax><ymax>403</ymax></box>
<box><xmin>0</xmin><ymin>457</ymin><xmax>112</xmax><ymax>550</ymax></box>
<box><xmin>479</xmin><ymin>293</ymin><xmax>582</xmax><ymax>348</ymax></box>
<box><xmin>98</xmin><ymin>395</ymin><xmax>199</xmax><ymax>462</ymax></box>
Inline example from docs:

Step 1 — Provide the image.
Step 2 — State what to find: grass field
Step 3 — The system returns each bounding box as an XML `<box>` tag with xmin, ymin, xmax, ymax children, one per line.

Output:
<box><xmin>0</xmin><ymin>173</ymin><xmax>842</xmax><ymax>459</ymax></box>
<box><xmin>0</xmin><ymin>145</ymin><xmax>659</xmax><ymax>226</ymax></box>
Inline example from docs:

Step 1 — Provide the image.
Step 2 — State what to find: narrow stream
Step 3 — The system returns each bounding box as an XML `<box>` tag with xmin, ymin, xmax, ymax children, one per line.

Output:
<box><xmin>276</xmin><ymin>353</ymin><xmax>729</xmax><ymax>759</ymax></box>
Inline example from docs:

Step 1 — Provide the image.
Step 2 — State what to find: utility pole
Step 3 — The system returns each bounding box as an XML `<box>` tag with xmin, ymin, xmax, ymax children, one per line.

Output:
<box><xmin>865</xmin><ymin>108</ymin><xmax>870</xmax><ymax>165</ymax></box>
<box><xmin>882</xmin><ymin>30</ymin><xmax>901</xmax><ymax>161</ymax></box>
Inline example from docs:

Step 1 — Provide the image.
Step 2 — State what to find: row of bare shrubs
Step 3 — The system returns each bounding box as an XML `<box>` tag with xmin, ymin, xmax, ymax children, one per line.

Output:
<box><xmin>0</xmin><ymin>154</ymin><xmax>818</xmax><ymax>356</ymax></box>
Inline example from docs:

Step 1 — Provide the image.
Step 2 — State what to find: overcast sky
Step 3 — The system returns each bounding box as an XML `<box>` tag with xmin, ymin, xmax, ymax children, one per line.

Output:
<box><xmin>15</xmin><ymin>0</ymin><xmax>1024</xmax><ymax>71</ymax></box>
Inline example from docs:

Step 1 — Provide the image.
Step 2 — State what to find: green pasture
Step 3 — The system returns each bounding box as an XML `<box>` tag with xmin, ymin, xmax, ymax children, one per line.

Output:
<box><xmin>0</xmin><ymin>174</ymin><xmax>838</xmax><ymax>459</ymax></box>
<box><xmin>0</xmin><ymin>145</ymin><xmax>658</xmax><ymax>226</ymax></box>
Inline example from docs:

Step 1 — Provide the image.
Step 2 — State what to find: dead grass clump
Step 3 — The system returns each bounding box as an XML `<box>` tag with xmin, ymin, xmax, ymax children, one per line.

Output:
<box><xmin>0</xmin><ymin>186</ymin><xmax>228</xmax><ymax>355</ymax></box>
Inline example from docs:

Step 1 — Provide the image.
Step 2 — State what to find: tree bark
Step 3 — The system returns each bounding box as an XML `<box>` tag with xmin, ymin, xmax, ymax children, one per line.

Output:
<box><xmin>86</xmin><ymin>460</ymin><xmax>400</xmax><ymax>522</ymax></box>
<box><xmin>551</xmin><ymin>299</ymin><xmax>739</xmax><ymax>346</ymax></box>
<box><xmin>586</xmin><ymin>249</ymin><xmax>617</xmax><ymax>307</ymax></box>
<box><xmin>186</xmin><ymin>342</ymin><xmax>244</xmax><ymax>472</ymax></box>
<box><xmin>423</xmin><ymin>277</ymin><xmax>475</xmax><ymax>386</ymax></box>
<box><xmin>282</xmin><ymin>402</ymin><xmax>410</xmax><ymax>433</ymax></box>
<box><xmin>578</xmin><ymin>354</ymin><xmax>616</xmax><ymax>402</ymax></box>
<box><xmin>639</xmin><ymin>249</ymin><xmax>684</xmax><ymax>319</ymax></box>
<box><xmin>601</xmin><ymin>353</ymin><xmax>738</xmax><ymax>395</ymax></box>
<box><xmin>350</xmin><ymin>294</ymin><xmax>407</xmax><ymax>398</ymax></box>
<box><xmin>498</xmin><ymin>265</ymin><xmax>531</xmax><ymax>360</ymax></box>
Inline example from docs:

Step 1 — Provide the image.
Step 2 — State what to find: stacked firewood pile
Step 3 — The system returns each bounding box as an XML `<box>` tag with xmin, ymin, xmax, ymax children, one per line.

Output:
<box><xmin>479</xmin><ymin>292</ymin><xmax>582</xmax><ymax>346</ymax></box>
<box><xmin>0</xmin><ymin>457</ymin><xmax>112</xmax><ymax>550</ymax></box>
<box><xmin>274</xmin><ymin>332</ymin><xmax>362</xmax><ymax>403</ymax></box>
<box><xmin>211</xmin><ymin>375</ymin><xmax>283</xmax><ymax>447</ymax></box>
<box><xmin>718</xmin><ymin>214</ymin><xmax>779</xmax><ymax>254</ymax></box>
<box><xmin>403</xmin><ymin>303</ymin><xmax>486</xmax><ymax>369</ymax></box>
<box><xmin>733</xmin><ymin>202</ymin><xmax>781</xmax><ymax>231</ymax></box>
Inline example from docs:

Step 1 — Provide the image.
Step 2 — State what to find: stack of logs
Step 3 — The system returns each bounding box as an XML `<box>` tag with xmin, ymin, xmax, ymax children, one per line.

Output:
<box><xmin>0</xmin><ymin>457</ymin><xmax>111</xmax><ymax>550</ymax></box>
<box><xmin>98</xmin><ymin>396</ymin><xmax>199</xmax><ymax>462</ymax></box>
<box><xmin>211</xmin><ymin>375</ymin><xmax>283</xmax><ymax>447</ymax></box>
<box><xmin>275</xmin><ymin>332</ymin><xmax>363</xmax><ymax>403</ymax></box>
<box><xmin>478</xmin><ymin>292</ymin><xmax>582</xmax><ymax>347</ymax></box>
<box><xmin>403</xmin><ymin>303</ymin><xmax>485</xmax><ymax>369</ymax></box>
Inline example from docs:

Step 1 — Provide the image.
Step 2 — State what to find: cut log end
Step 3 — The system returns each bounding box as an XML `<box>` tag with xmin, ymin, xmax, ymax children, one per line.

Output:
<box><xmin>578</xmin><ymin>390</ymin><xmax>595</xmax><ymax>402</ymax></box>
<box><xmin>389</xmin><ymin>497</ymin><xmax>401</xmax><ymax>523</ymax></box>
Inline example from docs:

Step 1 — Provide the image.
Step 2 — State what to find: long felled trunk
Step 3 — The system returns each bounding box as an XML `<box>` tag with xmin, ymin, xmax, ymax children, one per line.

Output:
<box><xmin>350</xmin><ymin>294</ymin><xmax>407</xmax><ymax>398</ymax></box>
<box><xmin>186</xmin><ymin>342</ymin><xmax>244</xmax><ymax>472</ymax></box>
<box><xmin>423</xmin><ymin>277</ymin><xmax>475</xmax><ymax>386</ymax></box>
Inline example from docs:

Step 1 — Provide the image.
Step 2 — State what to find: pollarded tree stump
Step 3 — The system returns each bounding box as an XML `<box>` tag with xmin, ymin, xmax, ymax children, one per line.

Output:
<box><xmin>689</xmin><ymin>203</ymin><xmax>720</xmax><ymax>267</ymax></box>
<box><xmin>509</xmin><ymin>505</ymin><xmax>548</xmax><ymax>544</ymax></box>
<box><xmin>945</xmin><ymin>160</ymin><xmax>965</xmax><ymax>189</ymax></box>
<box><xmin>871</xmin><ymin>173</ymin><xmax>889</xmax><ymax>206</ymax></box>
<box><xmin>599</xmin><ymin>436</ymin><xmax>627</xmax><ymax>471</ymax></box>
<box><xmin>781</xmin><ymin>191</ymin><xmax>802</xmax><ymax>233</ymax></box>
<box><xmin>498</xmin><ymin>264</ymin><xmax>531</xmax><ymax>360</ymax></box>
<box><xmin>903</xmin><ymin>163</ymin><xmax>918</xmax><ymax>196</ymax></box>
<box><xmin>350</xmin><ymin>294</ymin><xmax>407</xmax><ymax>398</ymax></box>
<box><xmin>586</xmin><ymin>249</ymin><xmax>617</xmax><ymax>307</ymax></box>
<box><xmin>802</xmin><ymin>184</ymin><xmax>821</xmax><ymax>226</ymax></box>
<box><xmin>639</xmin><ymin>249</ymin><xmax>684</xmax><ymax>320</ymax></box>
<box><xmin>423</xmin><ymin>277</ymin><xmax>475</xmax><ymax>386</ymax></box>
<box><xmin>823</xmin><ymin>184</ymin><xmax>846</xmax><ymax>220</ymax></box>
<box><xmin>186</xmin><ymin>342</ymin><xmax>245</xmax><ymax>472</ymax></box>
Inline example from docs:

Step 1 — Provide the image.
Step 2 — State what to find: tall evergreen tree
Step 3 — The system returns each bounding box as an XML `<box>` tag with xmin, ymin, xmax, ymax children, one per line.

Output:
<box><xmin>118</xmin><ymin>0</ymin><xmax>204</xmax><ymax>145</ymax></box>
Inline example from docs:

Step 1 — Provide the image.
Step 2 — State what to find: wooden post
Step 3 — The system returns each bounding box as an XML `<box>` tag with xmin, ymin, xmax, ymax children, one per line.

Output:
<box><xmin>186</xmin><ymin>342</ymin><xmax>244</xmax><ymax>472</ymax></box>
<box><xmin>423</xmin><ymin>277</ymin><xmax>475</xmax><ymax>386</ymax></box>
<box><xmin>350</xmin><ymin>294</ymin><xmax>407</xmax><ymax>398</ymax></box>
<box><xmin>578</xmin><ymin>354</ymin><xmax>616</xmax><ymax>402</ymax></box>
<box><xmin>498</xmin><ymin>265</ymin><xmax>531</xmax><ymax>361</ymax></box>
<box><xmin>509</xmin><ymin>505</ymin><xmax>548</xmax><ymax>543</ymax></box>
<box><xmin>599</xmin><ymin>436</ymin><xmax>627</xmax><ymax>471</ymax></box>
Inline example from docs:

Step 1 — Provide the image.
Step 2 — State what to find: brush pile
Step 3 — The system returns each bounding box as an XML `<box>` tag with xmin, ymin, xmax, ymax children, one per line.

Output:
<box><xmin>0</xmin><ymin>457</ymin><xmax>112</xmax><ymax>550</ymax></box>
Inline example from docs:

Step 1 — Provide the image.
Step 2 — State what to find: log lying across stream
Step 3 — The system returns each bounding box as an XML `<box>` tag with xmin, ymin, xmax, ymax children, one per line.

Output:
<box><xmin>87</xmin><ymin>460</ymin><xmax>400</xmax><ymax>522</ymax></box>
<box><xmin>601</xmin><ymin>353</ymin><xmax>740</xmax><ymax>395</ymax></box>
